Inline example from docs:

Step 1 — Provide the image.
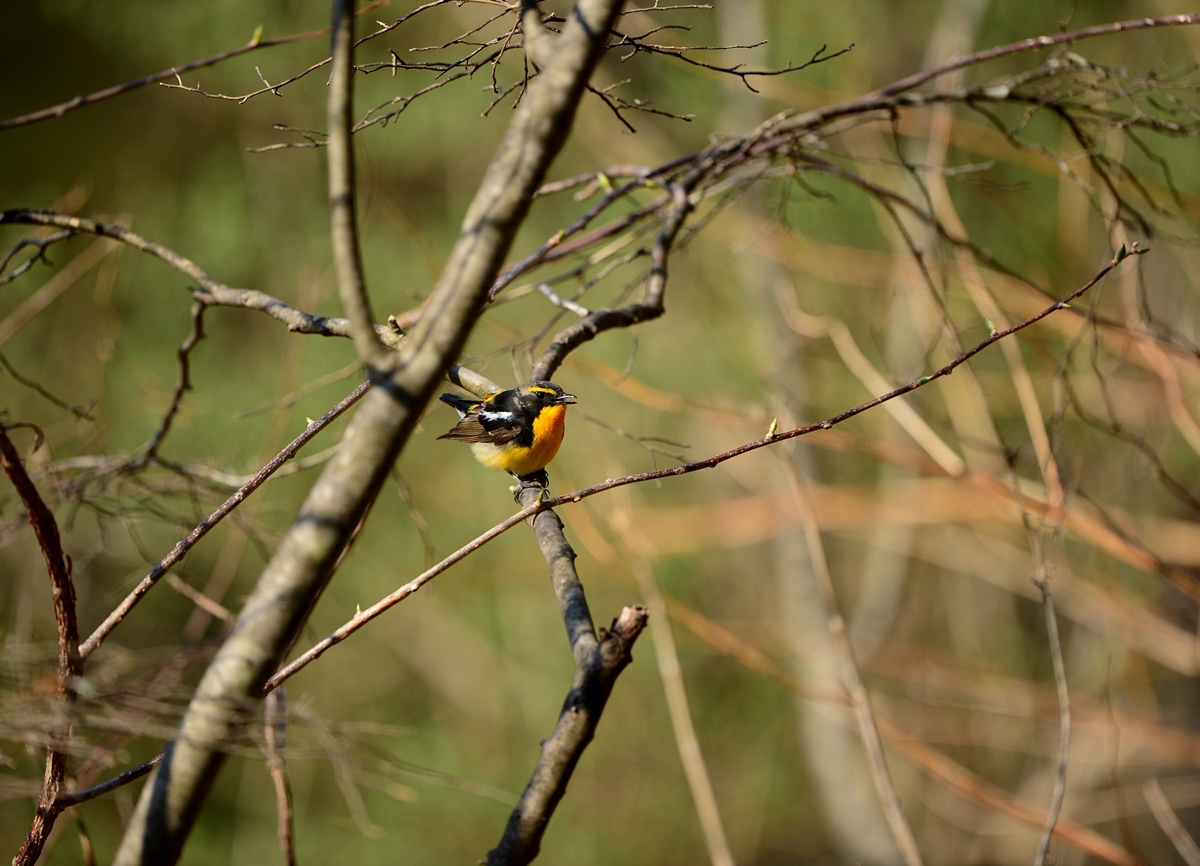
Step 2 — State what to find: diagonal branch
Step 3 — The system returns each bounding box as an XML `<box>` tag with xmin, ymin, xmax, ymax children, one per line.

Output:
<box><xmin>78</xmin><ymin>380</ymin><xmax>370</xmax><ymax>661</ymax></box>
<box><xmin>487</xmin><ymin>510</ymin><xmax>649</xmax><ymax>866</ymax></box>
<box><xmin>111</xmin><ymin>1</ymin><xmax>627</xmax><ymax>863</ymax></box>
<box><xmin>0</xmin><ymin>210</ymin><xmax>404</xmax><ymax>348</ymax></box>
<box><xmin>0</xmin><ymin>3</ymin><xmax>388</xmax><ymax>132</ymax></box>
<box><xmin>267</xmin><ymin>248</ymin><xmax>1154</xmax><ymax>696</ymax></box>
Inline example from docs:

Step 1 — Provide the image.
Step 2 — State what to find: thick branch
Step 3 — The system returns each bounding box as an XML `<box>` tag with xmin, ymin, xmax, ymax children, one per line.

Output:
<box><xmin>488</xmin><ymin>592</ymin><xmax>648</xmax><ymax>865</ymax></box>
<box><xmin>328</xmin><ymin>0</ymin><xmax>386</xmax><ymax>368</ymax></box>
<box><xmin>111</xmin><ymin>1</ymin><xmax>626</xmax><ymax>863</ymax></box>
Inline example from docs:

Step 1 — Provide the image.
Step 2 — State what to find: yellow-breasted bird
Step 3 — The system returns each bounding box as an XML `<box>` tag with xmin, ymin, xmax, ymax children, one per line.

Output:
<box><xmin>438</xmin><ymin>380</ymin><xmax>576</xmax><ymax>489</ymax></box>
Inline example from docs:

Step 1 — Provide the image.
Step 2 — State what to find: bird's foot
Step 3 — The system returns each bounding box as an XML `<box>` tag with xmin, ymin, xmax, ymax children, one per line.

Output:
<box><xmin>510</xmin><ymin>470</ymin><xmax>550</xmax><ymax>503</ymax></box>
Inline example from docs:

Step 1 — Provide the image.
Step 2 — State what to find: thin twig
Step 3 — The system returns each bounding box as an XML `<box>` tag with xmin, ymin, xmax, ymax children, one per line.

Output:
<box><xmin>0</xmin><ymin>351</ymin><xmax>95</xmax><ymax>420</ymax></box>
<box><xmin>0</xmin><ymin>234</ymin><xmax>119</xmax><ymax>348</ymax></box>
<box><xmin>0</xmin><ymin>4</ymin><xmax>388</xmax><ymax>131</ymax></box>
<box><xmin>0</xmin><ymin>230</ymin><xmax>73</xmax><ymax>285</ymax></box>
<box><xmin>264</xmin><ymin>690</ymin><xmax>296</xmax><ymax>866</ymax></box>
<box><xmin>0</xmin><ymin>211</ymin><xmax>403</xmax><ymax>349</ymax></box>
<box><xmin>78</xmin><ymin>380</ymin><xmax>370</xmax><ymax>660</ymax></box>
<box><xmin>2</xmin><ymin>426</ymin><xmax>82</xmax><ymax>866</ymax></box>
<box><xmin>868</xmin><ymin>13</ymin><xmax>1200</xmax><ymax>101</ymax></box>
<box><xmin>272</xmin><ymin>249</ymin><xmax>1147</xmax><ymax>688</ymax></box>
<box><xmin>536</xmin><ymin>283</ymin><xmax>591</xmax><ymax>317</ymax></box>
<box><xmin>531</xmin><ymin>181</ymin><xmax>691</xmax><ymax>380</ymax></box>
<box><xmin>1144</xmin><ymin>778</ymin><xmax>1200</xmax><ymax>866</ymax></box>
<box><xmin>143</xmin><ymin>302</ymin><xmax>206</xmax><ymax>461</ymax></box>
<box><xmin>56</xmin><ymin>755</ymin><xmax>164</xmax><ymax>808</ymax></box>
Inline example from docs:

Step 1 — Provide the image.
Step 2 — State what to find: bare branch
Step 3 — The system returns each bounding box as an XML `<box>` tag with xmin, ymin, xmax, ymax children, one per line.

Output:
<box><xmin>328</xmin><ymin>0</ymin><xmax>386</xmax><ymax>368</ymax></box>
<box><xmin>868</xmin><ymin>13</ymin><xmax>1200</xmax><ymax>100</ymax></box>
<box><xmin>531</xmin><ymin>181</ymin><xmax>690</xmax><ymax>380</ymax></box>
<box><xmin>2</xmin><ymin>426</ymin><xmax>82</xmax><ymax>866</ymax></box>
<box><xmin>78</xmin><ymin>380</ymin><xmax>371</xmax><ymax>661</ymax></box>
<box><xmin>56</xmin><ymin>755</ymin><xmax>164</xmax><ymax>809</ymax></box>
<box><xmin>0</xmin><ymin>351</ymin><xmax>95</xmax><ymax>420</ymax></box>
<box><xmin>142</xmin><ymin>302</ymin><xmax>206</xmax><ymax>462</ymax></box>
<box><xmin>0</xmin><ymin>210</ymin><xmax>403</xmax><ymax>348</ymax></box>
<box><xmin>487</xmin><ymin>600</ymin><xmax>649</xmax><ymax>866</ymax></box>
<box><xmin>264</xmin><ymin>690</ymin><xmax>296</xmax><ymax>866</ymax></box>
<box><xmin>0</xmin><ymin>24</ymin><xmax>323</xmax><ymax>131</ymax></box>
<box><xmin>0</xmin><ymin>230</ymin><xmax>72</xmax><ymax>285</ymax></box>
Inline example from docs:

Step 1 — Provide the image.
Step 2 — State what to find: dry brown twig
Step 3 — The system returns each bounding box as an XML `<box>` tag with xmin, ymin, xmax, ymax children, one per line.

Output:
<box><xmin>3</xmin><ymin>426</ymin><xmax>82</xmax><ymax>866</ymax></box>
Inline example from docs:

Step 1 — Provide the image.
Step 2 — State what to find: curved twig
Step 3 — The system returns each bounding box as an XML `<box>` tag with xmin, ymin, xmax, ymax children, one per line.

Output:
<box><xmin>532</xmin><ymin>181</ymin><xmax>691</xmax><ymax>380</ymax></box>
<box><xmin>0</xmin><ymin>210</ymin><xmax>404</xmax><ymax>348</ymax></box>
<box><xmin>3</xmin><ymin>427</ymin><xmax>82</xmax><ymax>866</ymax></box>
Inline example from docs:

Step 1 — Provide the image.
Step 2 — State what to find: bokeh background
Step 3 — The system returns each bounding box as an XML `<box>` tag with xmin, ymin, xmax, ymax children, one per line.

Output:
<box><xmin>3</xmin><ymin>1</ymin><xmax>1200</xmax><ymax>864</ymax></box>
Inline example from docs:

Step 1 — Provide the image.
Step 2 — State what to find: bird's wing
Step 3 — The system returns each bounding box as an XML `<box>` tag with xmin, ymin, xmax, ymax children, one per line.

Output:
<box><xmin>438</xmin><ymin>407</ymin><xmax>522</xmax><ymax>444</ymax></box>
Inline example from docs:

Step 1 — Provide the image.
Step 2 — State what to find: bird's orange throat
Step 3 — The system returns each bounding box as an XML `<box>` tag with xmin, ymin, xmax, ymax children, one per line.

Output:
<box><xmin>530</xmin><ymin>403</ymin><xmax>567</xmax><ymax>466</ymax></box>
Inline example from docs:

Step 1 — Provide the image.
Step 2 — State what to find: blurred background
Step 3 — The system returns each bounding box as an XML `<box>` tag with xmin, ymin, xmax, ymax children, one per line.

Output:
<box><xmin>3</xmin><ymin>1</ymin><xmax>1200</xmax><ymax>864</ymax></box>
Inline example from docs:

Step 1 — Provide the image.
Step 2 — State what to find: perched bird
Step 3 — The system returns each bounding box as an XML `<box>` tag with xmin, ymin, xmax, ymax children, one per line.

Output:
<box><xmin>438</xmin><ymin>380</ymin><xmax>576</xmax><ymax>489</ymax></box>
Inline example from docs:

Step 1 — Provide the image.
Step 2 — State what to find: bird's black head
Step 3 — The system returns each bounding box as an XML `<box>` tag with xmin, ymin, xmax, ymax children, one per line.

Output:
<box><xmin>520</xmin><ymin>381</ymin><xmax>576</xmax><ymax>406</ymax></box>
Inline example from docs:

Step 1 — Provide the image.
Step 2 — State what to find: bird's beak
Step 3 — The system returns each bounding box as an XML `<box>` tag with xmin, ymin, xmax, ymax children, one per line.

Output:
<box><xmin>557</xmin><ymin>393</ymin><xmax>577</xmax><ymax>405</ymax></box>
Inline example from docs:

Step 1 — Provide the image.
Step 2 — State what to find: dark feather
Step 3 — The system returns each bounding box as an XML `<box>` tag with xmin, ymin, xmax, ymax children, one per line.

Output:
<box><xmin>438</xmin><ymin>413</ymin><xmax>520</xmax><ymax>445</ymax></box>
<box><xmin>439</xmin><ymin>392</ymin><xmax>482</xmax><ymax>415</ymax></box>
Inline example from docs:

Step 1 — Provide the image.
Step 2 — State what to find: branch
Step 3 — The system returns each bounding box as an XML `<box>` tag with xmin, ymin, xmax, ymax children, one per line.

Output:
<box><xmin>56</xmin><ymin>755</ymin><xmax>164</xmax><ymax>809</ymax></box>
<box><xmin>868</xmin><ymin>13</ymin><xmax>1200</xmax><ymax>101</ymax></box>
<box><xmin>487</xmin><ymin>596</ymin><xmax>649</xmax><ymax>865</ymax></box>
<box><xmin>78</xmin><ymin>380</ymin><xmax>370</xmax><ymax>661</ymax></box>
<box><xmin>2</xmin><ymin>426</ymin><xmax>82</xmax><ymax>866</ymax></box>
<box><xmin>112</xmin><ymin>0</ymin><xmax>627</xmax><ymax>861</ymax></box>
<box><xmin>327</xmin><ymin>0</ymin><xmax>386</xmax><ymax>369</ymax></box>
<box><xmin>270</xmin><ymin>248</ymin><xmax>1150</xmax><ymax>693</ymax></box>
<box><xmin>142</xmin><ymin>302</ymin><xmax>206</xmax><ymax>462</ymax></box>
<box><xmin>0</xmin><ymin>4</ymin><xmax>388</xmax><ymax>132</ymax></box>
<box><xmin>0</xmin><ymin>210</ymin><xmax>404</xmax><ymax>349</ymax></box>
<box><xmin>532</xmin><ymin>181</ymin><xmax>690</xmax><ymax>380</ymax></box>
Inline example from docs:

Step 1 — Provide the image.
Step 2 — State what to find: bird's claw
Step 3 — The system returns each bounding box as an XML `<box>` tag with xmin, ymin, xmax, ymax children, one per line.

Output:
<box><xmin>510</xmin><ymin>470</ymin><xmax>551</xmax><ymax>503</ymax></box>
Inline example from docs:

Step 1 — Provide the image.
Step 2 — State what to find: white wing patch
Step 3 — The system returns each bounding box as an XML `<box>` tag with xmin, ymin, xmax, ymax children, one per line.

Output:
<box><xmin>479</xmin><ymin>409</ymin><xmax>515</xmax><ymax>423</ymax></box>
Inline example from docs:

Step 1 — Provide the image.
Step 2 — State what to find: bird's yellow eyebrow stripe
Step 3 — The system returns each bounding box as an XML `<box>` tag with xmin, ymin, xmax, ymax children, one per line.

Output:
<box><xmin>528</xmin><ymin>386</ymin><xmax>558</xmax><ymax>396</ymax></box>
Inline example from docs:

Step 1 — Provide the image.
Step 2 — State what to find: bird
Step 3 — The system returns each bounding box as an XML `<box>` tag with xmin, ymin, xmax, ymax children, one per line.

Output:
<box><xmin>438</xmin><ymin>380</ymin><xmax>576</xmax><ymax>490</ymax></box>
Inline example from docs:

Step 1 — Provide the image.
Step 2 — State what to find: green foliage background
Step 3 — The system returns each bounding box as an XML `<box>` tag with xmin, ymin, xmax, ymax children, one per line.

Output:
<box><xmin>3</xmin><ymin>2</ymin><xmax>1200</xmax><ymax>864</ymax></box>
